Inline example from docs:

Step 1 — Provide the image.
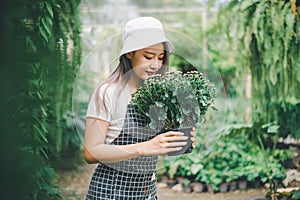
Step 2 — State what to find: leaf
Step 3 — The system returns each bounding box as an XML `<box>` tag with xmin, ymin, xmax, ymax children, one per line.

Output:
<box><xmin>40</xmin><ymin>148</ymin><xmax>48</xmax><ymax>159</ymax></box>
<box><xmin>292</xmin><ymin>189</ymin><xmax>300</xmax><ymax>198</ymax></box>
<box><xmin>39</xmin><ymin>26</ymin><xmax>48</xmax><ymax>42</ymax></box>
<box><xmin>25</xmin><ymin>36</ymin><xmax>37</xmax><ymax>53</ymax></box>
<box><xmin>260</xmin><ymin>176</ymin><xmax>268</xmax><ymax>183</ymax></box>
<box><xmin>269</xmin><ymin>65</ymin><xmax>277</xmax><ymax>85</ymax></box>
<box><xmin>41</xmin><ymin>17</ymin><xmax>51</xmax><ymax>35</ymax></box>
<box><xmin>45</xmin><ymin>14</ymin><xmax>53</xmax><ymax>26</ymax></box>
<box><xmin>168</xmin><ymin>162</ymin><xmax>179</xmax><ymax>179</ymax></box>
<box><xmin>171</xmin><ymin>98</ymin><xmax>176</xmax><ymax>104</ymax></box>
<box><xmin>40</xmin><ymin>105</ymin><xmax>48</xmax><ymax>117</ymax></box>
<box><xmin>181</xmin><ymin>107</ymin><xmax>190</xmax><ymax>115</ymax></box>
<box><xmin>33</xmin><ymin>124</ymin><xmax>48</xmax><ymax>143</ymax></box>
<box><xmin>191</xmin><ymin>163</ymin><xmax>203</xmax><ymax>175</ymax></box>
<box><xmin>155</xmin><ymin>101</ymin><xmax>164</xmax><ymax>108</ymax></box>
<box><xmin>267</xmin><ymin>125</ymin><xmax>280</xmax><ymax>133</ymax></box>
<box><xmin>240</xmin><ymin>0</ymin><xmax>260</xmax><ymax>11</ymax></box>
<box><xmin>45</xmin><ymin>2</ymin><xmax>54</xmax><ymax>18</ymax></box>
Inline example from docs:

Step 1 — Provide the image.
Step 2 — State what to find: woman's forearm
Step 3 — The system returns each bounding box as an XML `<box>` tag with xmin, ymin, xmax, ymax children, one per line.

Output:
<box><xmin>84</xmin><ymin>143</ymin><xmax>143</xmax><ymax>164</ymax></box>
<box><xmin>84</xmin><ymin>131</ymin><xmax>189</xmax><ymax>164</ymax></box>
<box><xmin>84</xmin><ymin>117</ymin><xmax>143</xmax><ymax>164</ymax></box>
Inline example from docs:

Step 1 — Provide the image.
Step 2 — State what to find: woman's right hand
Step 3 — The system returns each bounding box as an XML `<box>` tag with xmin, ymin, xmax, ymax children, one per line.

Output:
<box><xmin>139</xmin><ymin>131</ymin><xmax>188</xmax><ymax>156</ymax></box>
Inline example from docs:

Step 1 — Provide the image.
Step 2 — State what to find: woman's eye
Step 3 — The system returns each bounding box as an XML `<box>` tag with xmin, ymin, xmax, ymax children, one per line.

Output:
<box><xmin>144</xmin><ymin>55</ymin><xmax>164</xmax><ymax>61</ymax></box>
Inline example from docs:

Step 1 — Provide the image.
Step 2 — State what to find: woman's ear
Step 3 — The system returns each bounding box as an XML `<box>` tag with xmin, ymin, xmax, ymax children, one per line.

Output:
<box><xmin>125</xmin><ymin>52</ymin><xmax>133</xmax><ymax>60</ymax></box>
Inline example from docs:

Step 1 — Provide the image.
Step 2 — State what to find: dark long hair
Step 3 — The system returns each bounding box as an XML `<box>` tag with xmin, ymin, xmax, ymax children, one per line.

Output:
<box><xmin>94</xmin><ymin>43</ymin><xmax>170</xmax><ymax>115</ymax></box>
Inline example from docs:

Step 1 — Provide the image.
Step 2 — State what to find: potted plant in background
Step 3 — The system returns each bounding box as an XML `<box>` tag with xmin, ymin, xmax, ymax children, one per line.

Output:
<box><xmin>200</xmin><ymin>167</ymin><xmax>223</xmax><ymax>193</ymax></box>
<box><xmin>224</xmin><ymin>169</ymin><xmax>239</xmax><ymax>192</ymax></box>
<box><xmin>191</xmin><ymin>180</ymin><xmax>206</xmax><ymax>193</ymax></box>
<box><xmin>131</xmin><ymin>71</ymin><xmax>216</xmax><ymax>156</ymax></box>
<box><xmin>181</xmin><ymin>178</ymin><xmax>193</xmax><ymax>193</ymax></box>
<box><xmin>163</xmin><ymin>155</ymin><xmax>191</xmax><ymax>188</ymax></box>
<box><xmin>189</xmin><ymin>153</ymin><xmax>206</xmax><ymax>193</ymax></box>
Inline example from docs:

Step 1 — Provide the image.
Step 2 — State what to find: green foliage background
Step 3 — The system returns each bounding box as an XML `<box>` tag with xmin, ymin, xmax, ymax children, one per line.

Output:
<box><xmin>216</xmin><ymin>0</ymin><xmax>300</xmax><ymax>138</ymax></box>
<box><xmin>0</xmin><ymin>0</ymin><xmax>82</xmax><ymax>199</ymax></box>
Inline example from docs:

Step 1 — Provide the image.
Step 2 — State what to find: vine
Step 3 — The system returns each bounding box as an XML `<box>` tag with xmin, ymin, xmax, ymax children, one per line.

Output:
<box><xmin>1</xmin><ymin>0</ymin><xmax>82</xmax><ymax>198</ymax></box>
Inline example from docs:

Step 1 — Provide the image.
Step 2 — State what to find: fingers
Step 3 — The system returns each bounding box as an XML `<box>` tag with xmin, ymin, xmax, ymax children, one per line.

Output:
<box><xmin>161</xmin><ymin>131</ymin><xmax>188</xmax><ymax>142</ymax></box>
<box><xmin>154</xmin><ymin>131</ymin><xmax>188</xmax><ymax>154</ymax></box>
<box><xmin>190</xmin><ymin>127</ymin><xmax>196</xmax><ymax>148</ymax></box>
<box><xmin>166</xmin><ymin>135</ymin><xmax>188</xmax><ymax>142</ymax></box>
<box><xmin>167</xmin><ymin>141</ymin><xmax>187</xmax><ymax>147</ymax></box>
<box><xmin>163</xmin><ymin>146</ymin><xmax>184</xmax><ymax>154</ymax></box>
<box><xmin>151</xmin><ymin>128</ymin><xmax>198</xmax><ymax>155</ymax></box>
<box><xmin>191</xmin><ymin>137</ymin><xmax>195</xmax><ymax>144</ymax></box>
<box><xmin>190</xmin><ymin>127</ymin><xmax>196</xmax><ymax>137</ymax></box>
<box><xmin>163</xmin><ymin>131</ymin><xmax>185</xmax><ymax>137</ymax></box>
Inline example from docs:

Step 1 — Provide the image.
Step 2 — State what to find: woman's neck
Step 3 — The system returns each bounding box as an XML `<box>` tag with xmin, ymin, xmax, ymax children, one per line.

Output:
<box><xmin>127</xmin><ymin>76</ymin><xmax>143</xmax><ymax>93</ymax></box>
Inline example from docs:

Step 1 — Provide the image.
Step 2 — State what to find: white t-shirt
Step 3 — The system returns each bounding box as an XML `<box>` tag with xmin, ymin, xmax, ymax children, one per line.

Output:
<box><xmin>86</xmin><ymin>83</ymin><xmax>132</xmax><ymax>144</ymax></box>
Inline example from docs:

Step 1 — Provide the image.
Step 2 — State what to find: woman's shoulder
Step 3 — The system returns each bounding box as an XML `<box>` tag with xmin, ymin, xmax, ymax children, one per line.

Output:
<box><xmin>96</xmin><ymin>82</ymin><xmax>122</xmax><ymax>98</ymax></box>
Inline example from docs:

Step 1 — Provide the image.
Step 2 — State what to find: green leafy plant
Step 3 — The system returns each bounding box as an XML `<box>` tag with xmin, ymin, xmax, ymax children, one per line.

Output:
<box><xmin>163</xmin><ymin>156</ymin><xmax>191</xmax><ymax>179</ymax></box>
<box><xmin>200</xmin><ymin>167</ymin><xmax>223</xmax><ymax>192</ymax></box>
<box><xmin>178</xmin><ymin>128</ymin><xmax>291</xmax><ymax>193</ymax></box>
<box><xmin>131</xmin><ymin>71</ymin><xmax>216</xmax><ymax>131</ymax></box>
<box><xmin>221</xmin><ymin>121</ymin><xmax>292</xmax><ymax>197</ymax></box>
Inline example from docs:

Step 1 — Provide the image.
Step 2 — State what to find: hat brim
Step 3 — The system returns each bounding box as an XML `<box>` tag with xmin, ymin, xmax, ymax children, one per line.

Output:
<box><xmin>120</xmin><ymin>28</ymin><xmax>174</xmax><ymax>56</ymax></box>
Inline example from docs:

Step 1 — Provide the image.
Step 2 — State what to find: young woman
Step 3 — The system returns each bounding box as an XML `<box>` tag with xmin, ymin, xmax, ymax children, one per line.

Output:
<box><xmin>84</xmin><ymin>16</ymin><xmax>196</xmax><ymax>200</ymax></box>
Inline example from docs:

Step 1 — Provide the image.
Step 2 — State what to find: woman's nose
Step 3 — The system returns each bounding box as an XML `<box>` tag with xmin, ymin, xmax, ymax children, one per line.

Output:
<box><xmin>150</xmin><ymin>58</ymin><xmax>159</xmax><ymax>69</ymax></box>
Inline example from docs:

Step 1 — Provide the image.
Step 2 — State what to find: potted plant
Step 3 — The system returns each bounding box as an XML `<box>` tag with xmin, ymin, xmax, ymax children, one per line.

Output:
<box><xmin>163</xmin><ymin>157</ymin><xmax>182</xmax><ymax>188</ymax></box>
<box><xmin>189</xmin><ymin>154</ymin><xmax>206</xmax><ymax>193</ymax></box>
<box><xmin>223</xmin><ymin>167</ymin><xmax>241</xmax><ymax>191</ymax></box>
<box><xmin>191</xmin><ymin>181</ymin><xmax>205</xmax><ymax>193</ymax></box>
<box><xmin>192</xmin><ymin>168</ymin><xmax>206</xmax><ymax>193</ymax></box>
<box><xmin>229</xmin><ymin>181</ymin><xmax>238</xmax><ymax>191</ymax></box>
<box><xmin>200</xmin><ymin>167</ymin><xmax>223</xmax><ymax>193</ymax></box>
<box><xmin>131</xmin><ymin>71</ymin><xmax>216</xmax><ymax>155</ymax></box>
<box><xmin>181</xmin><ymin>178</ymin><xmax>193</xmax><ymax>193</ymax></box>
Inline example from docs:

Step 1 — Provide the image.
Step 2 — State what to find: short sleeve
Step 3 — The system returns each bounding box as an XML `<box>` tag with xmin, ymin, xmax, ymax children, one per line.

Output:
<box><xmin>86</xmin><ymin>85</ymin><xmax>112</xmax><ymax>122</ymax></box>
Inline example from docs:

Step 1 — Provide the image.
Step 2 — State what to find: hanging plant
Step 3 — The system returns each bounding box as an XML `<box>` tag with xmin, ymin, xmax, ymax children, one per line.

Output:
<box><xmin>4</xmin><ymin>0</ymin><xmax>82</xmax><ymax>198</ymax></box>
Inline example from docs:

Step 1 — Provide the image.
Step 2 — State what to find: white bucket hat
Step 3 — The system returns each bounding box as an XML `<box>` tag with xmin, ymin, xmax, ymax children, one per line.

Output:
<box><xmin>120</xmin><ymin>16</ymin><xmax>175</xmax><ymax>56</ymax></box>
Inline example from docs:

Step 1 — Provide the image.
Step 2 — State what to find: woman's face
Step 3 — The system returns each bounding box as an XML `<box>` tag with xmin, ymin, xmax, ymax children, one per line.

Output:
<box><xmin>126</xmin><ymin>43</ymin><xmax>165</xmax><ymax>82</ymax></box>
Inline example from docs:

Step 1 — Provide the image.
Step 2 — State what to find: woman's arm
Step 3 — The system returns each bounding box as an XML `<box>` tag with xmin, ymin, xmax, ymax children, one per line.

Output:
<box><xmin>84</xmin><ymin>117</ymin><xmax>192</xmax><ymax>164</ymax></box>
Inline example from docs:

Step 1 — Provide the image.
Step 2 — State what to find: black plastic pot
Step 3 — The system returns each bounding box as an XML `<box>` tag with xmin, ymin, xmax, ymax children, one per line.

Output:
<box><xmin>250</xmin><ymin>178</ymin><xmax>261</xmax><ymax>188</ymax></box>
<box><xmin>192</xmin><ymin>182</ymin><xmax>205</xmax><ymax>193</ymax></box>
<box><xmin>238</xmin><ymin>179</ymin><xmax>248</xmax><ymax>189</ymax></box>
<box><xmin>167</xmin><ymin>126</ymin><xmax>193</xmax><ymax>156</ymax></box>
<box><xmin>182</xmin><ymin>184</ymin><xmax>193</xmax><ymax>193</ymax></box>
<box><xmin>160</xmin><ymin>175</ymin><xmax>169</xmax><ymax>184</ymax></box>
<box><xmin>219</xmin><ymin>182</ymin><xmax>229</xmax><ymax>193</ymax></box>
<box><xmin>229</xmin><ymin>181</ymin><xmax>237</xmax><ymax>191</ymax></box>
<box><xmin>167</xmin><ymin>179</ymin><xmax>178</xmax><ymax>188</ymax></box>
<box><xmin>176</xmin><ymin>176</ymin><xmax>185</xmax><ymax>184</ymax></box>
<box><xmin>207</xmin><ymin>185</ymin><xmax>215</xmax><ymax>193</ymax></box>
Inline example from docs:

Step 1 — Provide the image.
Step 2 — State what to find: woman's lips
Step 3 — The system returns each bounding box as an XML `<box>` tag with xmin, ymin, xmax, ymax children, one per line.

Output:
<box><xmin>146</xmin><ymin>71</ymin><xmax>155</xmax><ymax>76</ymax></box>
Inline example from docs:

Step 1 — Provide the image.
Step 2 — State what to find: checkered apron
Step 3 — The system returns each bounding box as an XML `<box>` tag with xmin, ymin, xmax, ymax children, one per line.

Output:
<box><xmin>86</xmin><ymin>104</ymin><xmax>160</xmax><ymax>200</ymax></box>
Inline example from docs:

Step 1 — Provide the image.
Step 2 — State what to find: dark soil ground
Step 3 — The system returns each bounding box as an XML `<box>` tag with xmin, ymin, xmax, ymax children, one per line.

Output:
<box><xmin>56</xmin><ymin>162</ymin><xmax>267</xmax><ymax>200</ymax></box>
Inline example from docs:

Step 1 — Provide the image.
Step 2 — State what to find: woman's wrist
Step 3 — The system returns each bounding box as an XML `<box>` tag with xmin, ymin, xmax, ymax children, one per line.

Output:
<box><xmin>131</xmin><ymin>142</ymin><xmax>146</xmax><ymax>156</ymax></box>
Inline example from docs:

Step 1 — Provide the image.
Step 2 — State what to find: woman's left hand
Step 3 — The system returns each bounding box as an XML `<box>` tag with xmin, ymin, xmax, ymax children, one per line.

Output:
<box><xmin>190</xmin><ymin>127</ymin><xmax>196</xmax><ymax>149</ymax></box>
